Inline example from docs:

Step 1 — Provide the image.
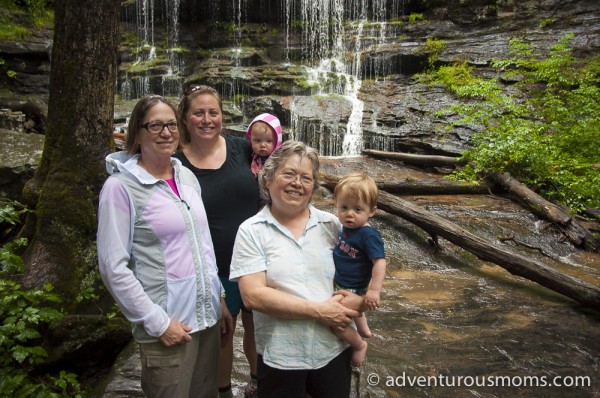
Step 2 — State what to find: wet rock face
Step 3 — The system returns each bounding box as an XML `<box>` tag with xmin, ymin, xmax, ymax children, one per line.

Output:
<box><xmin>169</xmin><ymin>0</ymin><xmax>599</xmax><ymax>155</ymax></box>
<box><xmin>0</xmin><ymin>129</ymin><xmax>44</xmax><ymax>201</ymax></box>
<box><xmin>0</xmin><ymin>29</ymin><xmax>52</xmax><ymax>95</ymax></box>
<box><xmin>0</xmin><ymin>108</ymin><xmax>25</xmax><ymax>133</ymax></box>
<box><xmin>3</xmin><ymin>1</ymin><xmax>600</xmax><ymax>157</ymax></box>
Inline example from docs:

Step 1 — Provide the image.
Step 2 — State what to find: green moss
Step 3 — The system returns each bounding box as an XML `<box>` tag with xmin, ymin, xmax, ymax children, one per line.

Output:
<box><xmin>0</xmin><ymin>17</ymin><xmax>31</xmax><ymax>40</ymax></box>
<box><xmin>291</xmin><ymin>19</ymin><xmax>307</xmax><ymax>29</ymax></box>
<box><xmin>231</xmin><ymin>94</ymin><xmax>247</xmax><ymax>103</ymax></box>
<box><xmin>207</xmin><ymin>20</ymin><xmax>237</xmax><ymax>32</ymax></box>
<box><xmin>196</xmin><ymin>48</ymin><xmax>212</xmax><ymax>58</ymax></box>
<box><xmin>121</xmin><ymin>31</ymin><xmax>142</xmax><ymax>48</ymax></box>
<box><xmin>408</xmin><ymin>13</ymin><xmax>425</xmax><ymax>24</ymax></box>
<box><xmin>127</xmin><ymin>56</ymin><xmax>169</xmax><ymax>74</ymax></box>
<box><xmin>295</xmin><ymin>77</ymin><xmax>319</xmax><ymax>90</ymax></box>
<box><xmin>539</xmin><ymin>18</ymin><xmax>556</xmax><ymax>28</ymax></box>
<box><xmin>30</xmin><ymin>9</ymin><xmax>53</xmax><ymax>29</ymax></box>
<box><xmin>169</xmin><ymin>46</ymin><xmax>189</xmax><ymax>54</ymax></box>
<box><xmin>315</xmin><ymin>93</ymin><xmax>345</xmax><ymax>102</ymax></box>
<box><xmin>0</xmin><ymin>1</ymin><xmax>52</xmax><ymax>39</ymax></box>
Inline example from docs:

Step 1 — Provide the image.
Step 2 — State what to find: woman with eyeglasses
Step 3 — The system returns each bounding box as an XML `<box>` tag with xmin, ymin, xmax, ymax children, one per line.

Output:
<box><xmin>174</xmin><ymin>85</ymin><xmax>260</xmax><ymax>398</ymax></box>
<box><xmin>97</xmin><ymin>95</ymin><xmax>225</xmax><ymax>398</ymax></box>
<box><xmin>230</xmin><ymin>140</ymin><xmax>366</xmax><ymax>398</ymax></box>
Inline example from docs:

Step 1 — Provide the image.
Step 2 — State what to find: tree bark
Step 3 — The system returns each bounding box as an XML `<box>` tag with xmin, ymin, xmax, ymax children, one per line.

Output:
<box><xmin>370</xmin><ymin>179</ymin><xmax>489</xmax><ymax>195</ymax></box>
<box><xmin>488</xmin><ymin>172</ymin><xmax>600</xmax><ymax>253</ymax></box>
<box><xmin>21</xmin><ymin>0</ymin><xmax>121</xmax><ymax>311</ymax></box>
<box><xmin>322</xmin><ymin>174</ymin><xmax>600</xmax><ymax>310</ymax></box>
<box><xmin>362</xmin><ymin>149</ymin><xmax>468</xmax><ymax>167</ymax></box>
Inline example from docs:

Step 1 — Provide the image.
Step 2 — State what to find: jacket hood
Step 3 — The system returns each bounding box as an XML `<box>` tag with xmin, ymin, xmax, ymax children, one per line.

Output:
<box><xmin>246</xmin><ymin>113</ymin><xmax>283</xmax><ymax>152</ymax></box>
<box><xmin>105</xmin><ymin>151</ymin><xmax>182</xmax><ymax>184</ymax></box>
<box><xmin>105</xmin><ymin>151</ymin><xmax>137</xmax><ymax>175</ymax></box>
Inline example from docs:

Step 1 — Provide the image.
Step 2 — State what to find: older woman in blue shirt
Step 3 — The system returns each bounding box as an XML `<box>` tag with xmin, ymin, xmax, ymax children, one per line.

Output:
<box><xmin>230</xmin><ymin>140</ymin><xmax>364</xmax><ymax>398</ymax></box>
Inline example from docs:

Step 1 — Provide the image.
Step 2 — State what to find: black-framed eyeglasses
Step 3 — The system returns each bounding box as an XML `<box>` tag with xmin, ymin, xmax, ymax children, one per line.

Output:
<box><xmin>142</xmin><ymin>120</ymin><xmax>179</xmax><ymax>134</ymax></box>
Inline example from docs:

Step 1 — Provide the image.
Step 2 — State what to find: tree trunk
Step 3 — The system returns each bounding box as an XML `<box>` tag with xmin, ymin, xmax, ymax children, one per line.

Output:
<box><xmin>488</xmin><ymin>172</ymin><xmax>600</xmax><ymax>252</ymax></box>
<box><xmin>322</xmin><ymin>174</ymin><xmax>600</xmax><ymax>310</ymax></box>
<box><xmin>362</xmin><ymin>149</ymin><xmax>468</xmax><ymax>167</ymax></box>
<box><xmin>369</xmin><ymin>179</ymin><xmax>489</xmax><ymax>195</ymax></box>
<box><xmin>21</xmin><ymin>0</ymin><xmax>121</xmax><ymax>312</ymax></box>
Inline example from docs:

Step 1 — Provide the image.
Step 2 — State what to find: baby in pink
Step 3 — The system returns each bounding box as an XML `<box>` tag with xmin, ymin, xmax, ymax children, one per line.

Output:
<box><xmin>246</xmin><ymin>113</ymin><xmax>283</xmax><ymax>177</ymax></box>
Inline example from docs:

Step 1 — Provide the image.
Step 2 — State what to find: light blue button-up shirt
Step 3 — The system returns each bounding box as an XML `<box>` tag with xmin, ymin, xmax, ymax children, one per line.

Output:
<box><xmin>230</xmin><ymin>204</ymin><xmax>348</xmax><ymax>369</ymax></box>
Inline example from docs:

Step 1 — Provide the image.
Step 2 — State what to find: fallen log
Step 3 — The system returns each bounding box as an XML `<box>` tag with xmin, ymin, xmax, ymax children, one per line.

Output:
<box><xmin>372</xmin><ymin>179</ymin><xmax>489</xmax><ymax>195</ymax></box>
<box><xmin>346</xmin><ymin>150</ymin><xmax>489</xmax><ymax>194</ymax></box>
<box><xmin>362</xmin><ymin>149</ymin><xmax>468</xmax><ymax>167</ymax></box>
<box><xmin>361</xmin><ymin>149</ymin><xmax>600</xmax><ymax>253</ymax></box>
<box><xmin>321</xmin><ymin>173</ymin><xmax>600</xmax><ymax>310</ymax></box>
<box><xmin>488</xmin><ymin>172</ymin><xmax>600</xmax><ymax>253</ymax></box>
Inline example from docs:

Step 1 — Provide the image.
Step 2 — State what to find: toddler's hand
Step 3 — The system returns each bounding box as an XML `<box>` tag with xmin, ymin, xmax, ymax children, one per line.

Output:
<box><xmin>364</xmin><ymin>290</ymin><xmax>380</xmax><ymax>310</ymax></box>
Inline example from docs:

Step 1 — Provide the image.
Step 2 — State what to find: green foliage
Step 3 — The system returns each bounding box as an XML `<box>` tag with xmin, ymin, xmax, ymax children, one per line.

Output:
<box><xmin>0</xmin><ymin>199</ymin><xmax>30</xmax><ymax>243</ymax></box>
<box><xmin>408</xmin><ymin>13</ymin><xmax>424</xmax><ymax>24</ymax></box>
<box><xmin>420</xmin><ymin>34</ymin><xmax>600</xmax><ymax>213</ymax></box>
<box><xmin>23</xmin><ymin>0</ymin><xmax>53</xmax><ymax>26</ymax></box>
<box><xmin>291</xmin><ymin>19</ymin><xmax>307</xmax><ymax>29</ymax></box>
<box><xmin>121</xmin><ymin>31</ymin><xmax>142</xmax><ymax>48</ymax></box>
<box><xmin>75</xmin><ymin>268</ymin><xmax>120</xmax><ymax>319</ymax></box>
<box><xmin>539</xmin><ymin>18</ymin><xmax>556</xmax><ymax>28</ymax></box>
<box><xmin>0</xmin><ymin>238</ymin><xmax>27</xmax><ymax>274</ymax></box>
<box><xmin>421</xmin><ymin>37</ymin><xmax>446</xmax><ymax>67</ymax></box>
<box><xmin>0</xmin><ymin>0</ymin><xmax>53</xmax><ymax>37</ymax></box>
<box><xmin>0</xmin><ymin>17</ymin><xmax>31</xmax><ymax>41</ymax></box>
<box><xmin>127</xmin><ymin>56</ymin><xmax>169</xmax><ymax>74</ymax></box>
<box><xmin>6</xmin><ymin>69</ymin><xmax>16</xmax><ymax>78</ymax></box>
<box><xmin>0</xmin><ymin>202</ymin><xmax>84</xmax><ymax>397</ymax></box>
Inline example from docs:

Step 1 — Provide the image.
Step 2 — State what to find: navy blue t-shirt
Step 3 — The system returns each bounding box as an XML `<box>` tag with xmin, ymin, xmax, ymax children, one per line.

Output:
<box><xmin>333</xmin><ymin>225</ymin><xmax>385</xmax><ymax>289</ymax></box>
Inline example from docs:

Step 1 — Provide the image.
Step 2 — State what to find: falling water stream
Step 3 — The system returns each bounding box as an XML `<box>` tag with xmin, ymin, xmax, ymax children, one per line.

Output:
<box><xmin>287</xmin><ymin>0</ymin><xmax>394</xmax><ymax>156</ymax></box>
<box><xmin>120</xmin><ymin>0</ymin><xmax>183</xmax><ymax>99</ymax></box>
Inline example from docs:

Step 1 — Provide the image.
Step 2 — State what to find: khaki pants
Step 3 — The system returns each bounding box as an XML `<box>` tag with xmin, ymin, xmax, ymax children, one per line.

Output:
<box><xmin>139</xmin><ymin>323</ymin><xmax>220</xmax><ymax>398</ymax></box>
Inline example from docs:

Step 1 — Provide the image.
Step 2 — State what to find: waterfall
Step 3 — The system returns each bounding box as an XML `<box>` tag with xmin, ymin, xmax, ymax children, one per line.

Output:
<box><xmin>341</xmin><ymin>20</ymin><xmax>364</xmax><ymax>156</ymax></box>
<box><xmin>118</xmin><ymin>0</ymin><xmax>406</xmax><ymax>153</ymax></box>
<box><xmin>286</xmin><ymin>0</ymin><xmax>392</xmax><ymax>157</ymax></box>
<box><xmin>138</xmin><ymin>0</ymin><xmax>154</xmax><ymax>49</ymax></box>
<box><xmin>120</xmin><ymin>0</ymin><xmax>183</xmax><ymax>99</ymax></box>
<box><xmin>227</xmin><ymin>0</ymin><xmax>249</xmax><ymax>113</ymax></box>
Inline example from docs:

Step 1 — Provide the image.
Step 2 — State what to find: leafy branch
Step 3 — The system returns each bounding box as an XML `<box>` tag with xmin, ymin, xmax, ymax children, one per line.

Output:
<box><xmin>0</xmin><ymin>203</ymin><xmax>85</xmax><ymax>397</ymax></box>
<box><xmin>419</xmin><ymin>34</ymin><xmax>600</xmax><ymax>214</ymax></box>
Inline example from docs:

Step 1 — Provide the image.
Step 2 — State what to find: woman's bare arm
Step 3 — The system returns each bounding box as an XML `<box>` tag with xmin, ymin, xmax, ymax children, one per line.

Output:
<box><xmin>238</xmin><ymin>272</ymin><xmax>360</xmax><ymax>329</ymax></box>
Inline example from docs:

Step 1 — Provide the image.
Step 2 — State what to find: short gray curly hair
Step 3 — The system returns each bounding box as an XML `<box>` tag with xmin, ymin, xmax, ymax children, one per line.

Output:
<box><xmin>258</xmin><ymin>140</ymin><xmax>320</xmax><ymax>203</ymax></box>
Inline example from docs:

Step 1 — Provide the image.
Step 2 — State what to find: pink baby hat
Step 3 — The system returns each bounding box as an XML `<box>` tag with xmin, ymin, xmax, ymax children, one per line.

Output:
<box><xmin>246</xmin><ymin>113</ymin><xmax>283</xmax><ymax>176</ymax></box>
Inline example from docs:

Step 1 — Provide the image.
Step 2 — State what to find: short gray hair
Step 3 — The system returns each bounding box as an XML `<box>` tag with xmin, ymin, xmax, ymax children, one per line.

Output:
<box><xmin>258</xmin><ymin>140</ymin><xmax>320</xmax><ymax>202</ymax></box>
